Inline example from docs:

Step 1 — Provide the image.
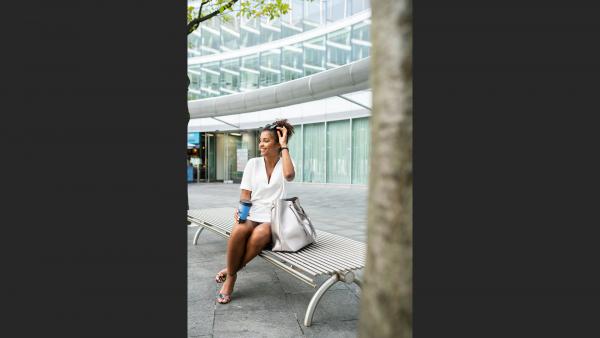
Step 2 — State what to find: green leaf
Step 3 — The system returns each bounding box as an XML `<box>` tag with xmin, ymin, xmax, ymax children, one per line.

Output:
<box><xmin>188</xmin><ymin>0</ymin><xmax>293</xmax><ymax>34</ymax></box>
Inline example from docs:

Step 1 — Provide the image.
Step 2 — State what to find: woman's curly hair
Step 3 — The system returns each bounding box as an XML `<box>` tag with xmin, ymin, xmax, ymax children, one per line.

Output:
<box><xmin>262</xmin><ymin>119</ymin><xmax>295</xmax><ymax>144</ymax></box>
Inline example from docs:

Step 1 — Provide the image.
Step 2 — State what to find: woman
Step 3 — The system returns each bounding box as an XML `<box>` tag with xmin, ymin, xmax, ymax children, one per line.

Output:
<box><xmin>215</xmin><ymin>119</ymin><xmax>296</xmax><ymax>304</ymax></box>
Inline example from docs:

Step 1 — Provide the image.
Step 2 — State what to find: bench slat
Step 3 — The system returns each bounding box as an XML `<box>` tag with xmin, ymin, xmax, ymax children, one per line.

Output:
<box><xmin>285</xmin><ymin>241</ymin><xmax>364</xmax><ymax>272</ymax></box>
<box><xmin>307</xmin><ymin>234</ymin><xmax>367</xmax><ymax>265</ymax></box>
<box><xmin>279</xmin><ymin>235</ymin><xmax>366</xmax><ymax>270</ymax></box>
<box><xmin>274</xmin><ymin>250</ymin><xmax>356</xmax><ymax>274</ymax></box>
<box><xmin>279</xmin><ymin>245</ymin><xmax>355</xmax><ymax>273</ymax></box>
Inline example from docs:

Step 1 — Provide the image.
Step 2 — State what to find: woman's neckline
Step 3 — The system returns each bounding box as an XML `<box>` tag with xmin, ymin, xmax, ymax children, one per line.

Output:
<box><xmin>262</xmin><ymin>155</ymin><xmax>280</xmax><ymax>167</ymax></box>
<box><xmin>262</xmin><ymin>156</ymin><xmax>280</xmax><ymax>184</ymax></box>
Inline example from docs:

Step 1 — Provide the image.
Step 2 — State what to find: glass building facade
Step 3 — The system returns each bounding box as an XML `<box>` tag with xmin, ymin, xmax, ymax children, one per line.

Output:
<box><xmin>291</xmin><ymin>117</ymin><xmax>370</xmax><ymax>185</ymax></box>
<box><xmin>190</xmin><ymin>116</ymin><xmax>370</xmax><ymax>185</ymax></box>
<box><xmin>188</xmin><ymin>0</ymin><xmax>371</xmax><ymax>185</ymax></box>
<box><xmin>188</xmin><ymin>0</ymin><xmax>371</xmax><ymax>100</ymax></box>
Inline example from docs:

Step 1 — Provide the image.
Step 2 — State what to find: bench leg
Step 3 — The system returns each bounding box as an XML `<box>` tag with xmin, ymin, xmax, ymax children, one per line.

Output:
<box><xmin>192</xmin><ymin>227</ymin><xmax>204</xmax><ymax>245</ymax></box>
<box><xmin>304</xmin><ymin>274</ymin><xmax>339</xmax><ymax>327</ymax></box>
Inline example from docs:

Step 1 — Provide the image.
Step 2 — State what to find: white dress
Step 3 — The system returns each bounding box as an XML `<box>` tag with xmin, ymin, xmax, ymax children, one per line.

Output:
<box><xmin>239</xmin><ymin>156</ymin><xmax>296</xmax><ymax>223</ymax></box>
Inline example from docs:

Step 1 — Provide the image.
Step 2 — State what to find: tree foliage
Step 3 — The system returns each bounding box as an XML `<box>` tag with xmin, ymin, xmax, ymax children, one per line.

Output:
<box><xmin>187</xmin><ymin>0</ymin><xmax>302</xmax><ymax>35</ymax></box>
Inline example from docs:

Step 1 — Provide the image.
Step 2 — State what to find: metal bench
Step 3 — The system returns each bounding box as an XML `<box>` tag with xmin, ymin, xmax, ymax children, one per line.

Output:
<box><xmin>188</xmin><ymin>207</ymin><xmax>365</xmax><ymax>327</ymax></box>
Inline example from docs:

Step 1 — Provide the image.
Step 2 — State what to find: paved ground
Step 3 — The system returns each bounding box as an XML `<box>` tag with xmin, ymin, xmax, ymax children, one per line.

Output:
<box><xmin>188</xmin><ymin>182</ymin><xmax>368</xmax><ymax>337</ymax></box>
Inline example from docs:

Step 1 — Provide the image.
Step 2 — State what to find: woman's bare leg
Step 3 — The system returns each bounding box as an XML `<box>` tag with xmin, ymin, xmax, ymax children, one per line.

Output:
<box><xmin>219</xmin><ymin>220</ymin><xmax>257</xmax><ymax>298</ymax></box>
<box><xmin>216</xmin><ymin>222</ymin><xmax>270</xmax><ymax>283</ymax></box>
<box><xmin>226</xmin><ymin>221</ymin><xmax>257</xmax><ymax>274</ymax></box>
<box><xmin>239</xmin><ymin>223</ymin><xmax>272</xmax><ymax>267</ymax></box>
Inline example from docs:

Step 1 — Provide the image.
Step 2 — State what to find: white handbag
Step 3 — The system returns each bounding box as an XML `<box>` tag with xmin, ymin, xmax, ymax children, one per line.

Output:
<box><xmin>270</xmin><ymin>197</ymin><xmax>317</xmax><ymax>252</ymax></box>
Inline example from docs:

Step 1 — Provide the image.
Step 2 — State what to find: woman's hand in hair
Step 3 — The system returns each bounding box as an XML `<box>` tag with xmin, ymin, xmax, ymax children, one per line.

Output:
<box><xmin>276</xmin><ymin>127</ymin><xmax>288</xmax><ymax>148</ymax></box>
<box><xmin>278</xmin><ymin>125</ymin><xmax>294</xmax><ymax>180</ymax></box>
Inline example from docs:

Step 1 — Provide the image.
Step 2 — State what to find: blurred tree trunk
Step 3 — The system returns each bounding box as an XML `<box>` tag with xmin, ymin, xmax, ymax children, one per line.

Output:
<box><xmin>358</xmin><ymin>0</ymin><xmax>412</xmax><ymax>337</ymax></box>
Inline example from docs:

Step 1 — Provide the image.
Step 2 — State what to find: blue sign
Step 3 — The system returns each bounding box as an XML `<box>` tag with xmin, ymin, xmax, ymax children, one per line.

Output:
<box><xmin>188</xmin><ymin>132</ymin><xmax>201</xmax><ymax>145</ymax></box>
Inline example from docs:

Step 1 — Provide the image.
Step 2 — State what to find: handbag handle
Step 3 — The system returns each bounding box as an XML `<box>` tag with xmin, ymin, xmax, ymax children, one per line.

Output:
<box><xmin>287</xmin><ymin>204</ymin><xmax>317</xmax><ymax>239</ymax></box>
<box><xmin>294</xmin><ymin>201</ymin><xmax>314</xmax><ymax>227</ymax></box>
<box><xmin>289</xmin><ymin>202</ymin><xmax>317</xmax><ymax>239</ymax></box>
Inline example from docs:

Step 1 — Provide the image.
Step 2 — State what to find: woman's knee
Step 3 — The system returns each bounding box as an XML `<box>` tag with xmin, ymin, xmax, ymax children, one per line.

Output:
<box><xmin>232</xmin><ymin>223</ymin><xmax>253</xmax><ymax>237</ymax></box>
<box><xmin>249</xmin><ymin>226</ymin><xmax>271</xmax><ymax>247</ymax></box>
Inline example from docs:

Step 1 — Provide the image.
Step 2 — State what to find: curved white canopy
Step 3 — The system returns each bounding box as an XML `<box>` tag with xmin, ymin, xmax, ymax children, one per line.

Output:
<box><xmin>188</xmin><ymin>57</ymin><xmax>370</xmax><ymax>119</ymax></box>
<box><xmin>187</xmin><ymin>89</ymin><xmax>371</xmax><ymax>133</ymax></box>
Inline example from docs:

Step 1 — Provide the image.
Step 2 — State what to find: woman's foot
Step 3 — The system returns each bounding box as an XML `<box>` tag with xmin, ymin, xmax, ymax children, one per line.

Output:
<box><xmin>215</xmin><ymin>268</ymin><xmax>227</xmax><ymax>283</ymax></box>
<box><xmin>217</xmin><ymin>273</ymin><xmax>237</xmax><ymax>304</ymax></box>
<box><xmin>216</xmin><ymin>292</ymin><xmax>231</xmax><ymax>304</ymax></box>
<box><xmin>215</xmin><ymin>264</ymin><xmax>246</xmax><ymax>284</ymax></box>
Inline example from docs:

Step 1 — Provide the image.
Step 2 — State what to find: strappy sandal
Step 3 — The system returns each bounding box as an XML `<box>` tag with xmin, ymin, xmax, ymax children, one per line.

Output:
<box><xmin>216</xmin><ymin>292</ymin><xmax>232</xmax><ymax>304</ymax></box>
<box><xmin>215</xmin><ymin>269</ymin><xmax>227</xmax><ymax>283</ymax></box>
<box><xmin>215</xmin><ymin>265</ymin><xmax>245</xmax><ymax>284</ymax></box>
<box><xmin>217</xmin><ymin>273</ymin><xmax>237</xmax><ymax>304</ymax></box>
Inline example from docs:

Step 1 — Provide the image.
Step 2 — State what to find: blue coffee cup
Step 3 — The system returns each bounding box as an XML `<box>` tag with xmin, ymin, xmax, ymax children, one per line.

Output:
<box><xmin>238</xmin><ymin>200</ymin><xmax>252</xmax><ymax>223</ymax></box>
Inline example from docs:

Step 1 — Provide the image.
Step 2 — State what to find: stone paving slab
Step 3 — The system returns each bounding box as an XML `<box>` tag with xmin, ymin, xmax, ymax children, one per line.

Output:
<box><xmin>284</xmin><ymin>290</ymin><xmax>361</xmax><ymax>324</ymax></box>
<box><xmin>300</xmin><ymin>320</ymin><xmax>359</xmax><ymax>338</ymax></box>
<box><xmin>188</xmin><ymin>297</ymin><xmax>216</xmax><ymax>337</ymax></box>
<box><xmin>188</xmin><ymin>182</ymin><xmax>367</xmax><ymax>337</ymax></box>
<box><xmin>213</xmin><ymin>309</ymin><xmax>304</xmax><ymax>338</ymax></box>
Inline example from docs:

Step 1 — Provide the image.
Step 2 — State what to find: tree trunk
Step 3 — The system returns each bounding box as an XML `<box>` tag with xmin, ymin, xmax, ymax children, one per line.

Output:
<box><xmin>358</xmin><ymin>0</ymin><xmax>412</xmax><ymax>337</ymax></box>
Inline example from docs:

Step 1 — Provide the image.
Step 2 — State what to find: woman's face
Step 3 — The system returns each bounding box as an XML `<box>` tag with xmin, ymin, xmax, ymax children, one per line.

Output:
<box><xmin>259</xmin><ymin>130</ymin><xmax>279</xmax><ymax>156</ymax></box>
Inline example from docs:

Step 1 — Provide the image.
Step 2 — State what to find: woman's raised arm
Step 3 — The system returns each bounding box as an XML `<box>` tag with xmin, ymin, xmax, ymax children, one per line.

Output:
<box><xmin>277</xmin><ymin>126</ymin><xmax>295</xmax><ymax>181</ymax></box>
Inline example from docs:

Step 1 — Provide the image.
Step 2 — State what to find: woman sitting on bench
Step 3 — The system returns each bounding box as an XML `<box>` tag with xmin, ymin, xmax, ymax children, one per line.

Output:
<box><xmin>215</xmin><ymin>119</ymin><xmax>296</xmax><ymax>304</ymax></box>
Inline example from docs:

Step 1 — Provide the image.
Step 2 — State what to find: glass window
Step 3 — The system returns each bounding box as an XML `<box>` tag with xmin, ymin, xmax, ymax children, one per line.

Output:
<box><xmin>260</xmin><ymin>49</ymin><xmax>281</xmax><ymax>87</ymax></box>
<box><xmin>281</xmin><ymin>0</ymin><xmax>304</xmax><ymax>38</ymax></box>
<box><xmin>240</xmin><ymin>54</ymin><xmax>260</xmax><ymax>91</ymax></box>
<box><xmin>327</xmin><ymin>27</ymin><xmax>352</xmax><ymax>68</ymax></box>
<box><xmin>199</xmin><ymin>62</ymin><xmax>220</xmax><ymax>98</ymax></box>
<box><xmin>240</xmin><ymin>18</ymin><xmax>261</xmax><ymax>48</ymax></box>
<box><xmin>241</xmin><ymin>130</ymin><xmax>259</xmax><ymax>159</ymax></box>
<box><xmin>303</xmin><ymin>0</ymin><xmax>322</xmax><ymax>31</ymax></box>
<box><xmin>187</xmin><ymin>92</ymin><xmax>201</xmax><ymax>100</ymax></box>
<box><xmin>187</xmin><ymin>66</ymin><xmax>201</xmax><ymax>89</ymax></box>
<box><xmin>227</xmin><ymin>133</ymin><xmax>244</xmax><ymax>182</ymax></box>
<box><xmin>303</xmin><ymin>37</ymin><xmax>326</xmax><ymax>76</ymax></box>
<box><xmin>200</xmin><ymin>19</ymin><xmax>221</xmax><ymax>55</ymax></box>
<box><xmin>351</xmin><ymin>117</ymin><xmax>370</xmax><ymax>184</ymax></box>
<box><xmin>351</xmin><ymin>0</ymin><xmax>370</xmax><ymax>14</ymax></box>
<box><xmin>303</xmin><ymin>123</ymin><xmax>326</xmax><ymax>183</ymax></box>
<box><xmin>351</xmin><ymin>20</ymin><xmax>371</xmax><ymax>61</ymax></box>
<box><xmin>326</xmin><ymin>120</ymin><xmax>351</xmax><ymax>184</ymax></box>
<box><xmin>207</xmin><ymin>134</ymin><xmax>217</xmax><ymax>181</ymax></box>
<box><xmin>287</xmin><ymin>125</ymin><xmax>303</xmax><ymax>182</ymax></box>
<box><xmin>327</xmin><ymin>0</ymin><xmax>349</xmax><ymax>22</ymax></box>
<box><xmin>188</xmin><ymin>65</ymin><xmax>204</xmax><ymax>98</ymax></box>
<box><xmin>282</xmin><ymin>44</ymin><xmax>304</xmax><ymax>81</ymax></box>
<box><xmin>260</xmin><ymin>18</ymin><xmax>281</xmax><ymax>44</ymax></box>
<box><xmin>187</xmin><ymin>34</ymin><xmax>202</xmax><ymax>57</ymax></box>
<box><xmin>220</xmin><ymin>19</ymin><xmax>240</xmax><ymax>51</ymax></box>
<box><xmin>220</xmin><ymin>59</ymin><xmax>240</xmax><ymax>95</ymax></box>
